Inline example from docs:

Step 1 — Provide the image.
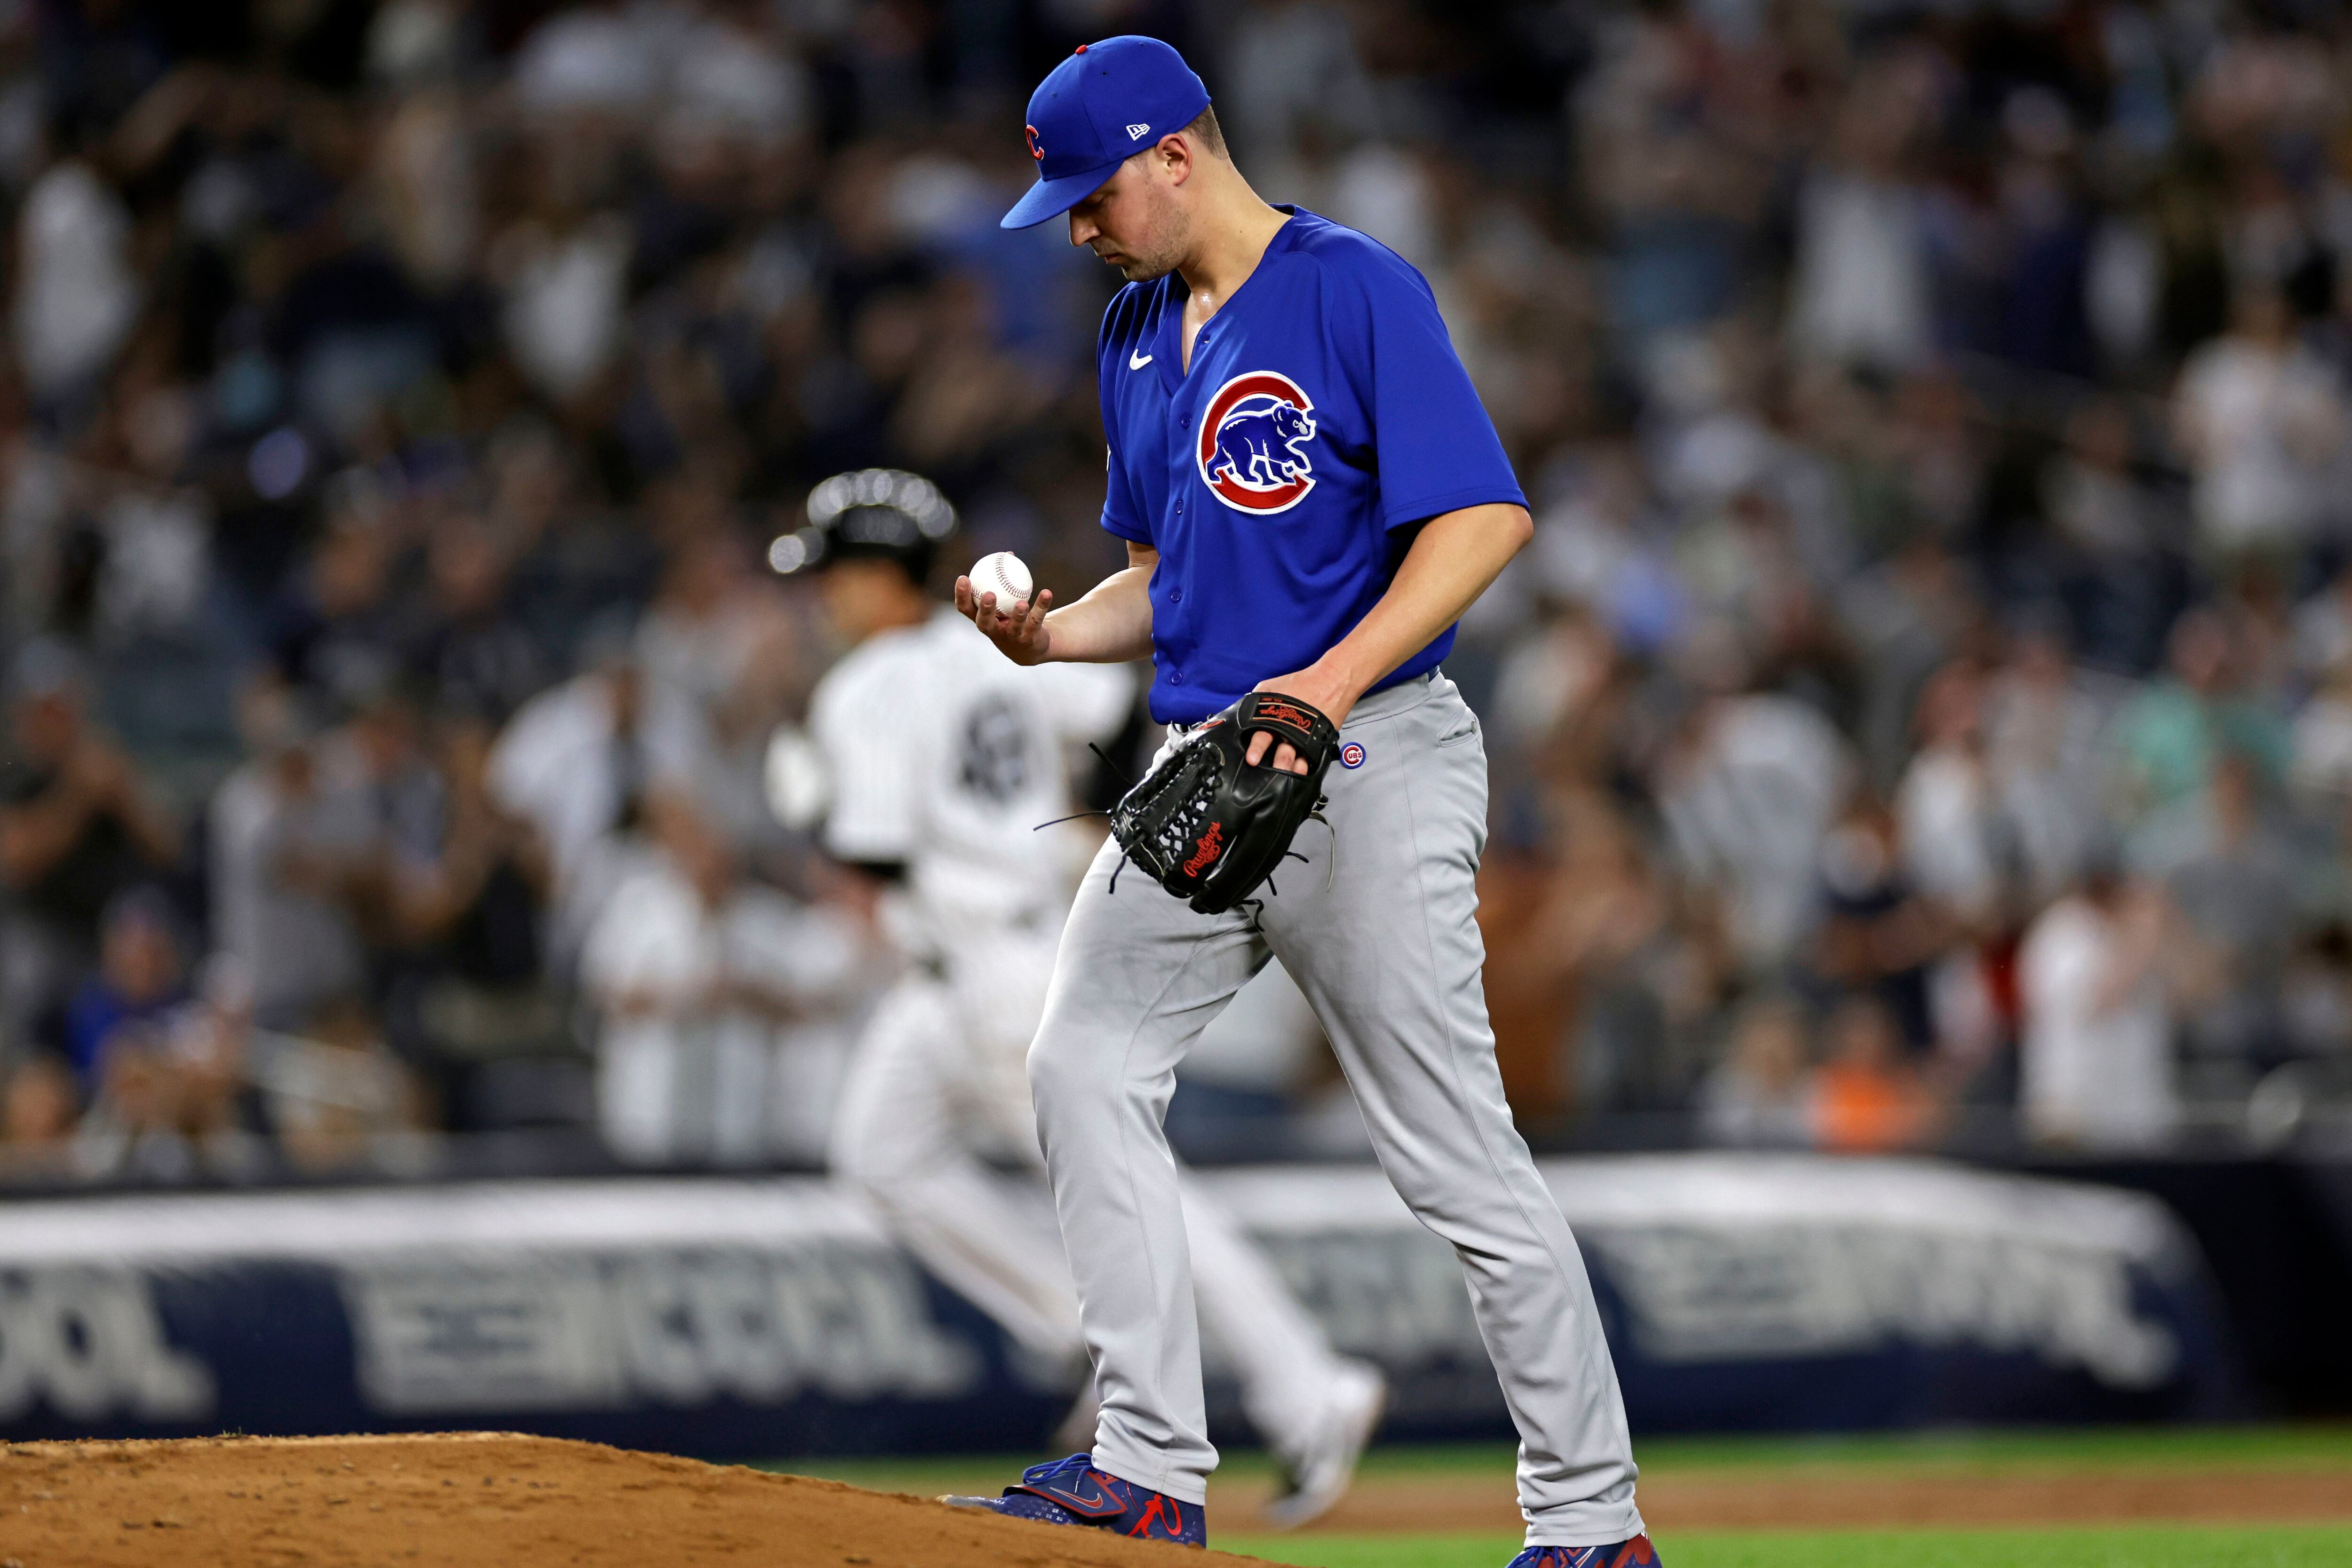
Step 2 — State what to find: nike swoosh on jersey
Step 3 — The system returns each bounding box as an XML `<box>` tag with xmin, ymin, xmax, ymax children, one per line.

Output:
<box><xmin>1129</xmin><ymin>350</ymin><xmax>1153</xmax><ymax>370</ymax></box>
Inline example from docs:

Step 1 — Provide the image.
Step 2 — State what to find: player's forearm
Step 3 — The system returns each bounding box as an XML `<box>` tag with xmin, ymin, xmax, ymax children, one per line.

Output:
<box><xmin>1040</xmin><ymin>563</ymin><xmax>1156</xmax><ymax>663</ymax></box>
<box><xmin>1309</xmin><ymin>503</ymin><xmax>1533</xmax><ymax>702</ymax></box>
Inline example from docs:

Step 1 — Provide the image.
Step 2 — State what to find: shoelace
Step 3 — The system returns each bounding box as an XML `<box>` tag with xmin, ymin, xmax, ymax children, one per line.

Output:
<box><xmin>1019</xmin><ymin>1453</ymin><xmax>1099</xmax><ymax>1490</ymax></box>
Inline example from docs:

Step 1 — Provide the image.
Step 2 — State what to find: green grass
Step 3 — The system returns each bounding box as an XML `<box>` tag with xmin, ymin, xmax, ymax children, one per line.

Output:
<box><xmin>769</xmin><ymin>1424</ymin><xmax>2352</xmax><ymax>1497</ymax></box>
<box><xmin>1218</xmin><ymin>1525</ymin><xmax>2352</xmax><ymax>1568</ymax></box>
<box><xmin>768</xmin><ymin>1427</ymin><xmax>2352</xmax><ymax>1568</ymax></box>
<box><xmin>1619</xmin><ymin>1425</ymin><xmax>2352</xmax><ymax>1474</ymax></box>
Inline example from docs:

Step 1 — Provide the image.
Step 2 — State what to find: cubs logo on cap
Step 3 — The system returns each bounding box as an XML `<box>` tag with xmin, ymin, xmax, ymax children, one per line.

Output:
<box><xmin>1198</xmin><ymin>371</ymin><xmax>1318</xmax><ymax>514</ymax></box>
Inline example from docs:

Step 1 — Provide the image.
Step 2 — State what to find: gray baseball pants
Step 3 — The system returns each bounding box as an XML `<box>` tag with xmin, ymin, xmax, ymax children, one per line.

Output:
<box><xmin>1028</xmin><ymin>671</ymin><xmax>1645</xmax><ymax>1545</ymax></box>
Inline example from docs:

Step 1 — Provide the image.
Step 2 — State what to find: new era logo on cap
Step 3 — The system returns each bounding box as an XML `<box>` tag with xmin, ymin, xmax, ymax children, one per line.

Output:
<box><xmin>1127</xmin><ymin>123</ymin><xmax>1149</xmax><ymax>139</ymax></box>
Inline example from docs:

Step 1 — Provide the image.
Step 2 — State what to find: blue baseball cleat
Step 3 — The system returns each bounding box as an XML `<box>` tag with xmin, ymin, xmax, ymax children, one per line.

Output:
<box><xmin>941</xmin><ymin>1453</ymin><xmax>1207</xmax><ymax>1547</ymax></box>
<box><xmin>1506</xmin><ymin>1538</ymin><xmax>1661</xmax><ymax>1568</ymax></box>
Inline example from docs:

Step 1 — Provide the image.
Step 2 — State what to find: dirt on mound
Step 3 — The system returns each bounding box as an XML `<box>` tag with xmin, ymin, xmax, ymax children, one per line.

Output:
<box><xmin>10</xmin><ymin>1432</ymin><xmax>2349</xmax><ymax>1564</ymax></box>
<box><xmin>0</xmin><ymin>1433</ymin><xmax>1252</xmax><ymax>1568</ymax></box>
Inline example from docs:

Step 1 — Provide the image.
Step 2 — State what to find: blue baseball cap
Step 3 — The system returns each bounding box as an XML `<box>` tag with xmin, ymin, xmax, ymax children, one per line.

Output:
<box><xmin>1001</xmin><ymin>36</ymin><xmax>1210</xmax><ymax>230</ymax></box>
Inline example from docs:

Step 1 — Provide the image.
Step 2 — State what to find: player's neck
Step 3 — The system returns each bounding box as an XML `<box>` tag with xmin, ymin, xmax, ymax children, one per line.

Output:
<box><xmin>1174</xmin><ymin>171</ymin><xmax>1289</xmax><ymax>310</ymax></box>
<box><xmin>852</xmin><ymin>595</ymin><xmax>932</xmax><ymax>643</ymax></box>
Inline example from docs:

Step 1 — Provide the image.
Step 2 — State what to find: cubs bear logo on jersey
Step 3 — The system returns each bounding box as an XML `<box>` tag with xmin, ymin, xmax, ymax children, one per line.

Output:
<box><xmin>1198</xmin><ymin>371</ymin><xmax>1318</xmax><ymax>514</ymax></box>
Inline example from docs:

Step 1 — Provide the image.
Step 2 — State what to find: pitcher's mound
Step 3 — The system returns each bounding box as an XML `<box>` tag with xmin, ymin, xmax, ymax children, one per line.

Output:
<box><xmin>0</xmin><ymin>1432</ymin><xmax>1259</xmax><ymax>1568</ymax></box>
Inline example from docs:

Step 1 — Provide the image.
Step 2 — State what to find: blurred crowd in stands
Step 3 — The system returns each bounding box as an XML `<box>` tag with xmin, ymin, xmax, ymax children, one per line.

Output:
<box><xmin>7</xmin><ymin>0</ymin><xmax>2352</xmax><ymax>1185</ymax></box>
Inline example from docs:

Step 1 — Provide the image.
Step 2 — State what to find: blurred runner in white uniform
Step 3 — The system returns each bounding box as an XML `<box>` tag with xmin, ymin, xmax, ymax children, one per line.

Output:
<box><xmin>774</xmin><ymin>469</ymin><xmax>1382</xmax><ymax>1525</ymax></box>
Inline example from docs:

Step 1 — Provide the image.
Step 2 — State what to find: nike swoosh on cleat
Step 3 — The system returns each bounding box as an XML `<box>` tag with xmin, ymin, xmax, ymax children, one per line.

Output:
<box><xmin>1129</xmin><ymin>350</ymin><xmax>1153</xmax><ymax>370</ymax></box>
<box><xmin>1034</xmin><ymin>1476</ymin><xmax>1124</xmax><ymax>1517</ymax></box>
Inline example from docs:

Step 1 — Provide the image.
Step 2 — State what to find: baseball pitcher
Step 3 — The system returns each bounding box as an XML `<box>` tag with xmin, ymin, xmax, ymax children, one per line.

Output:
<box><xmin>941</xmin><ymin>37</ymin><xmax>1654</xmax><ymax>1567</ymax></box>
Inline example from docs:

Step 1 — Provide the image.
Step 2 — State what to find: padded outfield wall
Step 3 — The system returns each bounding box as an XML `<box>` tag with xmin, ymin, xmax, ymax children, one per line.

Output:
<box><xmin>0</xmin><ymin>1155</ymin><xmax>2242</xmax><ymax>1455</ymax></box>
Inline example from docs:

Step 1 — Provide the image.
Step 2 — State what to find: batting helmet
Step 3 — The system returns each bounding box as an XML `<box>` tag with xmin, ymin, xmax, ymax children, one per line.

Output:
<box><xmin>769</xmin><ymin>468</ymin><xmax>958</xmax><ymax>583</ymax></box>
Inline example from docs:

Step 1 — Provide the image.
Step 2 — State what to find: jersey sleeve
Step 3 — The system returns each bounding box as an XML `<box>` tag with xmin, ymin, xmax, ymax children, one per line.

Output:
<box><xmin>1097</xmin><ymin>291</ymin><xmax>1154</xmax><ymax>544</ymax></box>
<box><xmin>810</xmin><ymin>663</ymin><xmax>920</xmax><ymax>864</ymax></box>
<box><xmin>1332</xmin><ymin>249</ymin><xmax>1526</xmax><ymax>530</ymax></box>
<box><xmin>1101</xmin><ymin>439</ymin><xmax>1151</xmax><ymax>543</ymax></box>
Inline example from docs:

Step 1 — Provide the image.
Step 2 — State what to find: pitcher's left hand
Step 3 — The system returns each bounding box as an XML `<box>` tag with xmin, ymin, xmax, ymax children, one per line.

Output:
<box><xmin>1249</xmin><ymin>666</ymin><xmax>1359</xmax><ymax>774</ymax></box>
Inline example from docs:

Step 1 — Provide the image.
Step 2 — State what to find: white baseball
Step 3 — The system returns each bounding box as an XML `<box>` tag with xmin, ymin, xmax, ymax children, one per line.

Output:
<box><xmin>970</xmin><ymin>551</ymin><xmax>1035</xmax><ymax>616</ymax></box>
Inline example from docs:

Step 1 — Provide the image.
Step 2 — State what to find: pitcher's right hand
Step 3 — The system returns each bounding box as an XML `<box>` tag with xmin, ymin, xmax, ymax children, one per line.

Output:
<box><xmin>955</xmin><ymin>577</ymin><xmax>1056</xmax><ymax>665</ymax></box>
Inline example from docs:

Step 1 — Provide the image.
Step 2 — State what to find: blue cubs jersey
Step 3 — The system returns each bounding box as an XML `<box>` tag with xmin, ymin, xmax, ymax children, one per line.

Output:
<box><xmin>1097</xmin><ymin>206</ymin><xmax>1525</xmax><ymax>724</ymax></box>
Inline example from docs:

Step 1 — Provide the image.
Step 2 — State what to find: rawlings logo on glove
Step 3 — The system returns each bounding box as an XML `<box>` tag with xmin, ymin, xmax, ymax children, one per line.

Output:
<box><xmin>1110</xmin><ymin>691</ymin><xmax>1340</xmax><ymax>915</ymax></box>
<box><xmin>1182</xmin><ymin>821</ymin><xmax>1227</xmax><ymax>877</ymax></box>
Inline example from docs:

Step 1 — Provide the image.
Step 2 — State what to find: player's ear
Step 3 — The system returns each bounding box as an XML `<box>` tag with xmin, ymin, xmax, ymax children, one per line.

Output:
<box><xmin>1157</xmin><ymin>130</ymin><xmax>1194</xmax><ymax>186</ymax></box>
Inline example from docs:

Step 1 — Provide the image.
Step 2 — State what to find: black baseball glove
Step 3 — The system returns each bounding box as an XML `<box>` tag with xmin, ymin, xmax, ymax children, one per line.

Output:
<box><xmin>1110</xmin><ymin>691</ymin><xmax>1341</xmax><ymax>915</ymax></box>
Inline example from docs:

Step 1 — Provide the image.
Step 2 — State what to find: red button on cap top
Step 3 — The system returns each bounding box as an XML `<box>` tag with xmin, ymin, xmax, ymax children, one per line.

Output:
<box><xmin>1074</xmin><ymin>44</ymin><xmax>1088</xmax><ymax>53</ymax></box>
